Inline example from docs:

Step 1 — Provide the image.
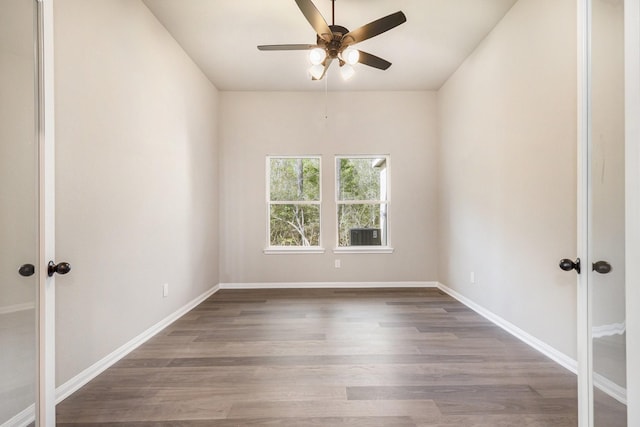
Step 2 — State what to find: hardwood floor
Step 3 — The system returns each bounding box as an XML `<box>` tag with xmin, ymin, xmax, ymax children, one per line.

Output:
<box><xmin>56</xmin><ymin>288</ymin><xmax>584</xmax><ymax>426</ymax></box>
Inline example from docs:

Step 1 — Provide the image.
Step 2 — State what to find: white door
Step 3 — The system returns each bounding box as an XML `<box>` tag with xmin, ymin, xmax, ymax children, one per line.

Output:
<box><xmin>0</xmin><ymin>0</ymin><xmax>40</xmax><ymax>424</ymax></box>
<box><xmin>572</xmin><ymin>0</ymin><xmax>628</xmax><ymax>425</ymax></box>
<box><xmin>1</xmin><ymin>0</ymin><xmax>57</xmax><ymax>425</ymax></box>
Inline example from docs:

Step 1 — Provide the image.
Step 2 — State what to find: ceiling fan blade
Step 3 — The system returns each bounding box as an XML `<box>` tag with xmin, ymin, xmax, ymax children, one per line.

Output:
<box><xmin>258</xmin><ymin>44</ymin><xmax>317</xmax><ymax>51</ymax></box>
<box><xmin>295</xmin><ymin>0</ymin><xmax>333</xmax><ymax>42</ymax></box>
<box><xmin>342</xmin><ymin>11</ymin><xmax>407</xmax><ymax>46</ymax></box>
<box><xmin>357</xmin><ymin>50</ymin><xmax>392</xmax><ymax>70</ymax></box>
<box><xmin>311</xmin><ymin>58</ymin><xmax>333</xmax><ymax>81</ymax></box>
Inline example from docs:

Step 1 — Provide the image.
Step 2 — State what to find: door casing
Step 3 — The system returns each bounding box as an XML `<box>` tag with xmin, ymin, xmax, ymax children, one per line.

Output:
<box><xmin>576</xmin><ymin>1</ymin><xmax>592</xmax><ymax>424</ymax></box>
<box><xmin>623</xmin><ymin>0</ymin><xmax>640</xmax><ymax>425</ymax></box>
<box><xmin>36</xmin><ymin>0</ymin><xmax>56</xmax><ymax>425</ymax></box>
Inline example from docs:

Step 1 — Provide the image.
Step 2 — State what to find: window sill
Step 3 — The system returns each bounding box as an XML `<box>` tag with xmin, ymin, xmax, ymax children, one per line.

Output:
<box><xmin>264</xmin><ymin>247</ymin><xmax>326</xmax><ymax>255</ymax></box>
<box><xmin>332</xmin><ymin>246</ymin><xmax>395</xmax><ymax>254</ymax></box>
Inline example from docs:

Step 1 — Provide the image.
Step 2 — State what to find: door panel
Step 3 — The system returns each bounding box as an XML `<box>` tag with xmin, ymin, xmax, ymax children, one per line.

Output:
<box><xmin>0</xmin><ymin>0</ymin><xmax>39</xmax><ymax>423</ymax></box>
<box><xmin>590</xmin><ymin>0</ymin><xmax>627</xmax><ymax>425</ymax></box>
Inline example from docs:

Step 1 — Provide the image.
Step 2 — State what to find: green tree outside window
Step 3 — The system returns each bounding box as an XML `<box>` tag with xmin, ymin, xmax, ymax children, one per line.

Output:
<box><xmin>268</xmin><ymin>157</ymin><xmax>321</xmax><ymax>247</ymax></box>
<box><xmin>336</xmin><ymin>157</ymin><xmax>389</xmax><ymax>247</ymax></box>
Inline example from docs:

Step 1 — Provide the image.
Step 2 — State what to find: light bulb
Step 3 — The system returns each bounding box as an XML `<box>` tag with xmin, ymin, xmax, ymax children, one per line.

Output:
<box><xmin>309</xmin><ymin>64</ymin><xmax>325</xmax><ymax>80</ymax></box>
<box><xmin>340</xmin><ymin>64</ymin><xmax>355</xmax><ymax>80</ymax></box>
<box><xmin>342</xmin><ymin>47</ymin><xmax>360</xmax><ymax>65</ymax></box>
<box><xmin>309</xmin><ymin>47</ymin><xmax>326</xmax><ymax>65</ymax></box>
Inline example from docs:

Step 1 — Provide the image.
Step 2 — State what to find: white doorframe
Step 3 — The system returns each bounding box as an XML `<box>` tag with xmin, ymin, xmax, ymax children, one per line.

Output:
<box><xmin>624</xmin><ymin>1</ymin><xmax>640</xmax><ymax>425</ymax></box>
<box><xmin>36</xmin><ymin>0</ymin><xmax>56</xmax><ymax>425</ymax></box>
<box><xmin>576</xmin><ymin>0</ymin><xmax>593</xmax><ymax>425</ymax></box>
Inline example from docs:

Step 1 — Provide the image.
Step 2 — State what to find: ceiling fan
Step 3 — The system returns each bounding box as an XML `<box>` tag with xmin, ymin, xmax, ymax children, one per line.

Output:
<box><xmin>257</xmin><ymin>0</ymin><xmax>407</xmax><ymax>81</ymax></box>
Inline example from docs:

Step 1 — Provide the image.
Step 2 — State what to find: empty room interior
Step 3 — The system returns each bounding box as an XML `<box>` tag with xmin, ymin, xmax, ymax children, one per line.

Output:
<box><xmin>1</xmin><ymin>0</ymin><xmax>637</xmax><ymax>425</ymax></box>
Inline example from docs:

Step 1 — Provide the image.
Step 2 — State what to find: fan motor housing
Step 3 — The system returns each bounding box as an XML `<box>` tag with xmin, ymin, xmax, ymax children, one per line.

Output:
<box><xmin>317</xmin><ymin>24</ymin><xmax>349</xmax><ymax>58</ymax></box>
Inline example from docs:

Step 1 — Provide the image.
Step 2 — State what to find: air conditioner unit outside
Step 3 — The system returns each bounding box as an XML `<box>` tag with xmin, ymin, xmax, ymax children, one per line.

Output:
<box><xmin>349</xmin><ymin>228</ymin><xmax>382</xmax><ymax>246</ymax></box>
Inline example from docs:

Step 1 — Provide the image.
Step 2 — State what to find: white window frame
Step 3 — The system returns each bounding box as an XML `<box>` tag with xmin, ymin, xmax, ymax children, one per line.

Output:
<box><xmin>334</xmin><ymin>155</ymin><xmax>394</xmax><ymax>254</ymax></box>
<box><xmin>264</xmin><ymin>155</ymin><xmax>324</xmax><ymax>254</ymax></box>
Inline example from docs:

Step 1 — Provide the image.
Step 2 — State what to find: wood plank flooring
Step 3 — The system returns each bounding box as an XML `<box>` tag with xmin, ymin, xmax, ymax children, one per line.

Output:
<box><xmin>55</xmin><ymin>288</ymin><xmax>586</xmax><ymax>426</ymax></box>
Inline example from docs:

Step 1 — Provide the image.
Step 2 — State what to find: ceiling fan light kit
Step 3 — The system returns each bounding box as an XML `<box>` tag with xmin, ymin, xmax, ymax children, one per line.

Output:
<box><xmin>309</xmin><ymin>64</ymin><xmax>326</xmax><ymax>79</ymax></box>
<box><xmin>309</xmin><ymin>47</ymin><xmax>327</xmax><ymax>65</ymax></box>
<box><xmin>258</xmin><ymin>0</ymin><xmax>406</xmax><ymax>81</ymax></box>
<box><xmin>342</xmin><ymin>47</ymin><xmax>360</xmax><ymax>66</ymax></box>
<box><xmin>340</xmin><ymin>63</ymin><xmax>355</xmax><ymax>80</ymax></box>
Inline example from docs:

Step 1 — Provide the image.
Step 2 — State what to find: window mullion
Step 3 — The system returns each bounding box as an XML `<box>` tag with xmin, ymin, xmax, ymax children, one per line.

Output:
<box><xmin>336</xmin><ymin>200</ymin><xmax>388</xmax><ymax>204</ymax></box>
<box><xmin>269</xmin><ymin>201</ymin><xmax>322</xmax><ymax>205</ymax></box>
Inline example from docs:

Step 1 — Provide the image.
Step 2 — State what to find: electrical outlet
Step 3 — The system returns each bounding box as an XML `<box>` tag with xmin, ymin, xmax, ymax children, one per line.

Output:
<box><xmin>162</xmin><ymin>283</ymin><xmax>169</xmax><ymax>297</ymax></box>
<box><xmin>470</xmin><ymin>272</ymin><xmax>475</xmax><ymax>284</ymax></box>
<box><xmin>335</xmin><ymin>259</ymin><xmax>341</xmax><ymax>268</ymax></box>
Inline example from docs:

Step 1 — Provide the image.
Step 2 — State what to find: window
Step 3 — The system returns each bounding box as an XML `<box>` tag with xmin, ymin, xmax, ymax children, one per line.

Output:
<box><xmin>266</xmin><ymin>156</ymin><xmax>322</xmax><ymax>251</ymax></box>
<box><xmin>336</xmin><ymin>156</ymin><xmax>390</xmax><ymax>250</ymax></box>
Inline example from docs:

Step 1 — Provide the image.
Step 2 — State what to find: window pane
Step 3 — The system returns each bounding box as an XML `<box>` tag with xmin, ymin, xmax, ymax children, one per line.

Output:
<box><xmin>337</xmin><ymin>203</ymin><xmax>387</xmax><ymax>246</ymax></box>
<box><xmin>270</xmin><ymin>158</ymin><xmax>320</xmax><ymax>201</ymax></box>
<box><xmin>270</xmin><ymin>204</ymin><xmax>320</xmax><ymax>246</ymax></box>
<box><xmin>337</xmin><ymin>157</ymin><xmax>387</xmax><ymax>201</ymax></box>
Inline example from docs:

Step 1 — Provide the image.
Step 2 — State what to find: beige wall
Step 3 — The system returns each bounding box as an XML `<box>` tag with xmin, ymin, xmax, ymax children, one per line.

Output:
<box><xmin>219</xmin><ymin>91</ymin><xmax>439</xmax><ymax>284</ymax></box>
<box><xmin>437</xmin><ymin>0</ymin><xmax>578</xmax><ymax>358</ymax></box>
<box><xmin>54</xmin><ymin>0</ymin><xmax>220</xmax><ymax>385</ymax></box>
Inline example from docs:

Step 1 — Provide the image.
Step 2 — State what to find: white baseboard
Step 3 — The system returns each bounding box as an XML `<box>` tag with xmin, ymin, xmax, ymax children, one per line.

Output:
<box><xmin>436</xmin><ymin>283</ymin><xmax>628</xmax><ymax>406</ymax></box>
<box><xmin>0</xmin><ymin>302</ymin><xmax>35</xmax><ymax>315</ymax></box>
<box><xmin>0</xmin><ymin>404</ymin><xmax>34</xmax><ymax>427</ymax></box>
<box><xmin>219</xmin><ymin>281</ymin><xmax>439</xmax><ymax>289</ymax></box>
<box><xmin>436</xmin><ymin>282</ymin><xmax>578</xmax><ymax>374</ymax></box>
<box><xmin>55</xmin><ymin>285</ymin><xmax>220</xmax><ymax>404</ymax></box>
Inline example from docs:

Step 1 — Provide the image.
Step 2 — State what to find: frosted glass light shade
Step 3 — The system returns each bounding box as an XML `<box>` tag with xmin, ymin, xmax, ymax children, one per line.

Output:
<box><xmin>309</xmin><ymin>64</ymin><xmax>325</xmax><ymax>79</ymax></box>
<box><xmin>342</xmin><ymin>47</ymin><xmax>360</xmax><ymax>65</ymax></box>
<box><xmin>340</xmin><ymin>64</ymin><xmax>355</xmax><ymax>80</ymax></box>
<box><xmin>309</xmin><ymin>47</ymin><xmax>326</xmax><ymax>65</ymax></box>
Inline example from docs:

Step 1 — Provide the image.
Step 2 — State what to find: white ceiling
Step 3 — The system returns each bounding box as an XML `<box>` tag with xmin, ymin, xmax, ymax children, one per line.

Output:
<box><xmin>143</xmin><ymin>0</ymin><xmax>518</xmax><ymax>91</ymax></box>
